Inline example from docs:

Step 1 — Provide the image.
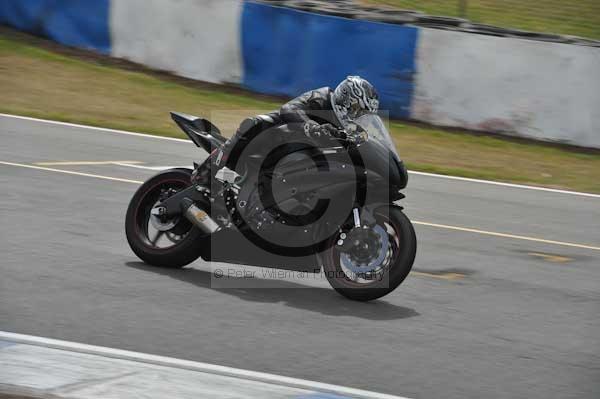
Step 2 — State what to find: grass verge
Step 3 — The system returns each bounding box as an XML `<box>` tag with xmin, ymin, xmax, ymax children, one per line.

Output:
<box><xmin>364</xmin><ymin>0</ymin><xmax>600</xmax><ymax>40</ymax></box>
<box><xmin>1</xmin><ymin>29</ymin><xmax>599</xmax><ymax>193</ymax></box>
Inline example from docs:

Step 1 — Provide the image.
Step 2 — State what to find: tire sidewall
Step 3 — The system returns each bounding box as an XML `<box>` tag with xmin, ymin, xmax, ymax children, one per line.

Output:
<box><xmin>125</xmin><ymin>169</ymin><xmax>205</xmax><ymax>268</ymax></box>
<box><xmin>321</xmin><ymin>205</ymin><xmax>417</xmax><ymax>301</ymax></box>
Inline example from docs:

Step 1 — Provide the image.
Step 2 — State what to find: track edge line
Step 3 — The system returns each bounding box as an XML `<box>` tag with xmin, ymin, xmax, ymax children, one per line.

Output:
<box><xmin>0</xmin><ymin>331</ymin><xmax>410</xmax><ymax>399</ymax></box>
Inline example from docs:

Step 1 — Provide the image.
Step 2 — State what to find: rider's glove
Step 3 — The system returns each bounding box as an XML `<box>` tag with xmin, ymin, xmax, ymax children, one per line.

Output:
<box><xmin>303</xmin><ymin>120</ymin><xmax>321</xmax><ymax>137</ymax></box>
<box><xmin>321</xmin><ymin>123</ymin><xmax>341</xmax><ymax>138</ymax></box>
<box><xmin>304</xmin><ymin>121</ymin><xmax>340</xmax><ymax>139</ymax></box>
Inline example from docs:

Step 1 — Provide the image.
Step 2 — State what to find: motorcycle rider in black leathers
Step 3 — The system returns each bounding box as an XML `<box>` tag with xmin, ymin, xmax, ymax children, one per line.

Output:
<box><xmin>193</xmin><ymin>76</ymin><xmax>380</xmax><ymax>184</ymax></box>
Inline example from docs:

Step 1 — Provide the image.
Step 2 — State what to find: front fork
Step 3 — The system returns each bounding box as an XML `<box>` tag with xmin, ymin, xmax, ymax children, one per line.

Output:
<box><xmin>336</xmin><ymin>206</ymin><xmax>379</xmax><ymax>250</ymax></box>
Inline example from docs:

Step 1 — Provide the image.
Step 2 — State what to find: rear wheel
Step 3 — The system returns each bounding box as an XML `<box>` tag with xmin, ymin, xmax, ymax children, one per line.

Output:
<box><xmin>322</xmin><ymin>205</ymin><xmax>417</xmax><ymax>301</ymax></box>
<box><xmin>125</xmin><ymin>169</ymin><xmax>205</xmax><ymax>268</ymax></box>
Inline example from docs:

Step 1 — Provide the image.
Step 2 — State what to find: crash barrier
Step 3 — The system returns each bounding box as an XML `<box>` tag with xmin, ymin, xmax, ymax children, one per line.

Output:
<box><xmin>0</xmin><ymin>0</ymin><xmax>110</xmax><ymax>54</ymax></box>
<box><xmin>241</xmin><ymin>2</ymin><xmax>418</xmax><ymax>118</ymax></box>
<box><xmin>109</xmin><ymin>0</ymin><xmax>243</xmax><ymax>84</ymax></box>
<box><xmin>413</xmin><ymin>28</ymin><xmax>600</xmax><ymax>149</ymax></box>
<box><xmin>1</xmin><ymin>0</ymin><xmax>599</xmax><ymax>148</ymax></box>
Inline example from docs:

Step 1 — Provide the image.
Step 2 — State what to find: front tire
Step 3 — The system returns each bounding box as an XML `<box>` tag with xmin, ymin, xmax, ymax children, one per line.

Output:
<box><xmin>322</xmin><ymin>205</ymin><xmax>417</xmax><ymax>301</ymax></box>
<box><xmin>125</xmin><ymin>169</ymin><xmax>205</xmax><ymax>268</ymax></box>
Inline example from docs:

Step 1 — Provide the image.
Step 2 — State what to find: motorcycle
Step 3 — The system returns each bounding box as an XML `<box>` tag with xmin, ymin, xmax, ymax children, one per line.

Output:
<box><xmin>125</xmin><ymin>111</ymin><xmax>417</xmax><ymax>301</ymax></box>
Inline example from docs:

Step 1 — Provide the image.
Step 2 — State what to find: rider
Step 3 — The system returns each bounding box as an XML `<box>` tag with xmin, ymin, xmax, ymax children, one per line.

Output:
<box><xmin>193</xmin><ymin>76</ymin><xmax>380</xmax><ymax>184</ymax></box>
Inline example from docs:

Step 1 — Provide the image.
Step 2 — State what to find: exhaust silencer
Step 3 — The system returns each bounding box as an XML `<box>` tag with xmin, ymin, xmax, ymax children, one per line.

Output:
<box><xmin>180</xmin><ymin>198</ymin><xmax>220</xmax><ymax>234</ymax></box>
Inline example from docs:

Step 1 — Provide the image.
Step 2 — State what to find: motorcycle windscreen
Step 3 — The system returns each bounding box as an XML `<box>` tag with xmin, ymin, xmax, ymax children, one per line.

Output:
<box><xmin>355</xmin><ymin>114</ymin><xmax>401</xmax><ymax>160</ymax></box>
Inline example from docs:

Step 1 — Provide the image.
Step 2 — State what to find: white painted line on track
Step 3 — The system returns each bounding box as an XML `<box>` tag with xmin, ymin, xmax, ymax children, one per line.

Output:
<box><xmin>2</xmin><ymin>113</ymin><xmax>599</xmax><ymax>199</ymax></box>
<box><xmin>408</xmin><ymin>171</ymin><xmax>600</xmax><ymax>199</ymax></box>
<box><xmin>414</xmin><ymin>221</ymin><xmax>600</xmax><ymax>252</ymax></box>
<box><xmin>0</xmin><ymin>161</ymin><xmax>143</xmax><ymax>185</ymax></box>
<box><xmin>2</xmin><ymin>160</ymin><xmax>599</xmax><ymax>252</ymax></box>
<box><xmin>36</xmin><ymin>161</ymin><xmax>142</xmax><ymax>166</ymax></box>
<box><xmin>0</xmin><ymin>113</ymin><xmax>190</xmax><ymax>143</ymax></box>
<box><xmin>0</xmin><ymin>331</ymin><xmax>410</xmax><ymax>399</ymax></box>
<box><xmin>113</xmin><ymin>162</ymin><xmax>185</xmax><ymax>171</ymax></box>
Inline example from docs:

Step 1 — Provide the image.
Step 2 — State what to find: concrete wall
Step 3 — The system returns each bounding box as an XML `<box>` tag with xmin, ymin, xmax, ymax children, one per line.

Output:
<box><xmin>413</xmin><ymin>28</ymin><xmax>600</xmax><ymax>148</ymax></box>
<box><xmin>110</xmin><ymin>0</ymin><xmax>243</xmax><ymax>84</ymax></box>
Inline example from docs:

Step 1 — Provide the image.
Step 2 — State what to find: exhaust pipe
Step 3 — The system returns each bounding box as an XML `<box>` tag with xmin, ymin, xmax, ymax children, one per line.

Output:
<box><xmin>180</xmin><ymin>198</ymin><xmax>220</xmax><ymax>234</ymax></box>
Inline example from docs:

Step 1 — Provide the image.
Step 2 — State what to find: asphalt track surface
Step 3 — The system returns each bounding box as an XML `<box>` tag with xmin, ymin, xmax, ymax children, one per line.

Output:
<box><xmin>1</xmin><ymin>114</ymin><xmax>599</xmax><ymax>399</ymax></box>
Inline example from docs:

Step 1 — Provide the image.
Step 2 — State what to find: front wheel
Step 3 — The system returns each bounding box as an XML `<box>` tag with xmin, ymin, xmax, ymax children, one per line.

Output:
<box><xmin>321</xmin><ymin>205</ymin><xmax>417</xmax><ymax>301</ymax></box>
<box><xmin>125</xmin><ymin>169</ymin><xmax>205</xmax><ymax>268</ymax></box>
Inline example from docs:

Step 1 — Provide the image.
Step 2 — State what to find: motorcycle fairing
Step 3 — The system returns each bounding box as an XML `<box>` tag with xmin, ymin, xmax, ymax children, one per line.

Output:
<box><xmin>171</xmin><ymin>112</ymin><xmax>226</xmax><ymax>153</ymax></box>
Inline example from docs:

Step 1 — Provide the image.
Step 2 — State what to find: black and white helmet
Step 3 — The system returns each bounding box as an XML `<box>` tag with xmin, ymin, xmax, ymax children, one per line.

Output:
<box><xmin>331</xmin><ymin>76</ymin><xmax>379</xmax><ymax>128</ymax></box>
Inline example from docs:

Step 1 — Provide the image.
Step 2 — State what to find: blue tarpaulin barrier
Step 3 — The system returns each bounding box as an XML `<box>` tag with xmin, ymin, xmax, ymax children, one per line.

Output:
<box><xmin>241</xmin><ymin>2</ymin><xmax>419</xmax><ymax>118</ymax></box>
<box><xmin>0</xmin><ymin>0</ymin><xmax>110</xmax><ymax>54</ymax></box>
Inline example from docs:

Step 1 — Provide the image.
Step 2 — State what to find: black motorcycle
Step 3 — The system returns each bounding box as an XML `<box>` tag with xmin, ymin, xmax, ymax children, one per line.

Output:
<box><xmin>125</xmin><ymin>112</ymin><xmax>417</xmax><ymax>301</ymax></box>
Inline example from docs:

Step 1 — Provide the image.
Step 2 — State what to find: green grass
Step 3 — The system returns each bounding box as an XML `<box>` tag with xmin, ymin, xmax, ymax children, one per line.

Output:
<box><xmin>364</xmin><ymin>0</ymin><xmax>600</xmax><ymax>39</ymax></box>
<box><xmin>1</xmin><ymin>31</ymin><xmax>600</xmax><ymax>193</ymax></box>
<box><xmin>0</xmin><ymin>33</ymin><xmax>279</xmax><ymax>137</ymax></box>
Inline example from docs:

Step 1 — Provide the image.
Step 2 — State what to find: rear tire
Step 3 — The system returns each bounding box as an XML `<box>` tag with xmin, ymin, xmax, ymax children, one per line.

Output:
<box><xmin>322</xmin><ymin>205</ymin><xmax>417</xmax><ymax>301</ymax></box>
<box><xmin>125</xmin><ymin>169</ymin><xmax>205</xmax><ymax>268</ymax></box>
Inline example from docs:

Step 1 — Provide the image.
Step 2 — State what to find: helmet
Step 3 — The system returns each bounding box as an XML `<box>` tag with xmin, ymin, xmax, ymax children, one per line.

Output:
<box><xmin>331</xmin><ymin>76</ymin><xmax>379</xmax><ymax>128</ymax></box>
